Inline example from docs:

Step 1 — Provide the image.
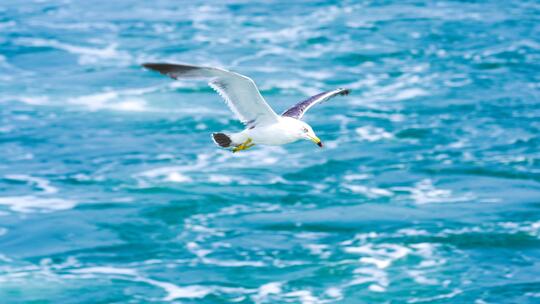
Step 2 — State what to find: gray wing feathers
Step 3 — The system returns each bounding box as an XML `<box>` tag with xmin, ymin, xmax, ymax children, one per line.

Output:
<box><xmin>142</xmin><ymin>63</ymin><xmax>279</xmax><ymax>127</ymax></box>
<box><xmin>282</xmin><ymin>88</ymin><xmax>350</xmax><ymax>120</ymax></box>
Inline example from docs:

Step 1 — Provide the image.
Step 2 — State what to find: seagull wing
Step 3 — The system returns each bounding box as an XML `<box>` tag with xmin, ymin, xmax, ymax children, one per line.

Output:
<box><xmin>282</xmin><ymin>88</ymin><xmax>350</xmax><ymax>120</ymax></box>
<box><xmin>142</xmin><ymin>63</ymin><xmax>280</xmax><ymax>127</ymax></box>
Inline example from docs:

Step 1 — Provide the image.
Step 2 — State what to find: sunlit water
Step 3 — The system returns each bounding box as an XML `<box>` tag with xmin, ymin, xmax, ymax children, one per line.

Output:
<box><xmin>1</xmin><ymin>0</ymin><xmax>540</xmax><ymax>303</ymax></box>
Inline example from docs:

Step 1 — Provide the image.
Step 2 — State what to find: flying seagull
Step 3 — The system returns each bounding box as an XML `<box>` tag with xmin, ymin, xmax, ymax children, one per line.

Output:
<box><xmin>142</xmin><ymin>63</ymin><xmax>350</xmax><ymax>152</ymax></box>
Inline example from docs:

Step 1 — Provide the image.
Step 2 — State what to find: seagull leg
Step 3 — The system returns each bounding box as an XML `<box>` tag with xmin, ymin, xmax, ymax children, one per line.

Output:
<box><xmin>232</xmin><ymin>138</ymin><xmax>253</xmax><ymax>153</ymax></box>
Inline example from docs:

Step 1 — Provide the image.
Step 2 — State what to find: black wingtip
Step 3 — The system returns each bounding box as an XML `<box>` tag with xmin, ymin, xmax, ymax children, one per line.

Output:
<box><xmin>141</xmin><ymin>63</ymin><xmax>172</xmax><ymax>73</ymax></box>
<box><xmin>141</xmin><ymin>62</ymin><xmax>156</xmax><ymax>69</ymax></box>
<box><xmin>141</xmin><ymin>63</ymin><xmax>200</xmax><ymax>80</ymax></box>
<box><xmin>339</xmin><ymin>88</ymin><xmax>351</xmax><ymax>96</ymax></box>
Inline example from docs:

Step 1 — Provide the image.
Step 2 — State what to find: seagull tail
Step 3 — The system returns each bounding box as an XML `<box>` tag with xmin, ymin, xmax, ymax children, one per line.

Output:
<box><xmin>212</xmin><ymin>132</ymin><xmax>233</xmax><ymax>148</ymax></box>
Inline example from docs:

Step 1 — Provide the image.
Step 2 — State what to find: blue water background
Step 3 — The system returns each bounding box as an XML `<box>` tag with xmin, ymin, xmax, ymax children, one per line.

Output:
<box><xmin>1</xmin><ymin>0</ymin><xmax>540</xmax><ymax>303</ymax></box>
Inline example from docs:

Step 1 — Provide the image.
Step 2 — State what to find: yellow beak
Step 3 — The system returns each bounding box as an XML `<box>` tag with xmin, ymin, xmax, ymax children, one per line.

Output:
<box><xmin>308</xmin><ymin>135</ymin><xmax>323</xmax><ymax>147</ymax></box>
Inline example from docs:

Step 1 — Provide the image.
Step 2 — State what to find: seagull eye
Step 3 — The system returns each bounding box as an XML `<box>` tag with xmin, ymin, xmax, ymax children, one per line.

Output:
<box><xmin>303</xmin><ymin>128</ymin><xmax>308</xmax><ymax>133</ymax></box>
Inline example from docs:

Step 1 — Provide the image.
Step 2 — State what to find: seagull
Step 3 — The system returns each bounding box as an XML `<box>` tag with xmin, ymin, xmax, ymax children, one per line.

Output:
<box><xmin>142</xmin><ymin>63</ymin><xmax>350</xmax><ymax>153</ymax></box>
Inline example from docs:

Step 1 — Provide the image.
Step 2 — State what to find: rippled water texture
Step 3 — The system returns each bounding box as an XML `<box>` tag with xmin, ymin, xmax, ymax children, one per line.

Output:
<box><xmin>1</xmin><ymin>0</ymin><xmax>540</xmax><ymax>303</ymax></box>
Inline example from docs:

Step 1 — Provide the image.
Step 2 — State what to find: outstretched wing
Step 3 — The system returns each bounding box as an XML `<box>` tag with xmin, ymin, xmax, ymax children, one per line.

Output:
<box><xmin>282</xmin><ymin>88</ymin><xmax>350</xmax><ymax>120</ymax></box>
<box><xmin>142</xmin><ymin>63</ymin><xmax>280</xmax><ymax>127</ymax></box>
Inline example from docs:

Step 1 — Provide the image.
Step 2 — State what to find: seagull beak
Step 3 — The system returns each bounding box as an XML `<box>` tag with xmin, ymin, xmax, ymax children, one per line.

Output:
<box><xmin>308</xmin><ymin>135</ymin><xmax>323</xmax><ymax>148</ymax></box>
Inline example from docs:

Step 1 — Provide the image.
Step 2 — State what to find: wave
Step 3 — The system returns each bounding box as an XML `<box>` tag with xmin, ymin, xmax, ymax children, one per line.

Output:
<box><xmin>4</xmin><ymin>174</ymin><xmax>58</xmax><ymax>194</ymax></box>
<box><xmin>14</xmin><ymin>37</ymin><xmax>129</xmax><ymax>65</ymax></box>
<box><xmin>408</xmin><ymin>289</ymin><xmax>463</xmax><ymax>303</ymax></box>
<box><xmin>0</xmin><ymin>196</ymin><xmax>75</xmax><ymax>213</ymax></box>
<box><xmin>9</xmin><ymin>86</ymin><xmax>161</xmax><ymax>112</ymax></box>
<box><xmin>355</xmin><ymin>126</ymin><xmax>393</xmax><ymax>142</ymax></box>
<box><xmin>135</xmin><ymin>147</ymin><xmax>289</xmax><ymax>189</ymax></box>
<box><xmin>69</xmin><ymin>266</ymin><xmax>211</xmax><ymax>301</ymax></box>
<box><xmin>344</xmin><ymin>184</ymin><xmax>393</xmax><ymax>199</ymax></box>
<box><xmin>67</xmin><ymin>91</ymin><xmax>148</xmax><ymax>112</ymax></box>
<box><xmin>392</xmin><ymin>179</ymin><xmax>475</xmax><ymax>205</ymax></box>
<box><xmin>28</xmin><ymin>20</ymin><xmax>118</xmax><ymax>32</ymax></box>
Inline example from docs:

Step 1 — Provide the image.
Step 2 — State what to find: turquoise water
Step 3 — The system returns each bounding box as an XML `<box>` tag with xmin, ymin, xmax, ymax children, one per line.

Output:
<box><xmin>1</xmin><ymin>0</ymin><xmax>540</xmax><ymax>303</ymax></box>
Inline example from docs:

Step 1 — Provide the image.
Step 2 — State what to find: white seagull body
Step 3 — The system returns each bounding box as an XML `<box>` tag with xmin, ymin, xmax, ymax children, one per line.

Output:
<box><xmin>142</xmin><ymin>63</ymin><xmax>350</xmax><ymax>152</ymax></box>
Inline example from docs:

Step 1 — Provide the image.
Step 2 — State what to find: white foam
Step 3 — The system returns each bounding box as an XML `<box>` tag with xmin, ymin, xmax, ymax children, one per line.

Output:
<box><xmin>138</xmin><ymin>153</ymin><xmax>212</xmax><ymax>185</ymax></box>
<box><xmin>396</xmin><ymin>179</ymin><xmax>474</xmax><ymax>204</ymax></box>
<box><xmin>408</xmin><ymin>270</ymin><xmax>439</xmax><ymax>285</ymax></box>
<box><xmin>408</xmin><ymin>289</ymin><xmax>462</xmax><ymax>303</ymax></box>
<box><xmin>0</xmin><ymin>196</ymin><xmax>75</xmax><ymax>213</ymax></box>
<box><xmin>28</xmin><ymin>20</ymin><xmax>118</xmax><ymax>31</ymax></box>
<box><xmin>70</xmin><ymin>266</ymin><xmax>210</xmax><ymax>301</ymax></box>
<box><xmin>344</xmin><ymin>184</ymin><xmax>393</xmax><ymax>198</ymax></box>
<box><xmin>4</xmin><ymin>174</ymin><xmax>58</xmax><ymax>194</ymax></box>
<box><xmin>360</xmin><ymin>257</ymin><xmax>391</xmax><ymax>269</ymax></box>
<box><xmin>208</xmin><ymin>175</ymin><xmax>234</xmax><ymax>184</ymax></box>
<box><xmin>353</xmin><ymin>72</ymin><xmax>431</xmax><ymax>103</ymax></box>
<box><xmin>295</xmin><ymin>69</ymin><xmax>333</xmax><ymax>81</ymax></box>
<box><xmin>397</xmin><ymin>228</ymin><xmax>429</xmax><ymax>236</ymax></box>
<box><xmin>68</xmin><ymin>91</ymin><xmax>148</xmax><ymax>112</ymax></box>
<box><xmin>253</xmin><ymin>281</ymin><xmax>282</xmax><ymax>302</ymax></box>
<box><xmin>295</xmin><ymin>232</ymin><xmax>329</xmax><ymax>240</ymax></box>
<box><xmin>284</xmin><ymin>290</ymin><xmax>321</xmax><ymax>304</ymax></box>
<box><xmin>110</xmin><ymin>100</ymin><xmax>147</xmax><ymax>112</ymax></box>
<box><xmin>140</xmin><ymin>166</ymin><xmax>185</xmax><ymax>179</ymax></box>
<box><xmin>353</xmin><ymin>243</ymin><xmax>407</xmax><ymax>259</ymax></box>
<box><xmin>392</xmin><ymin>88</ymin><xmax>428</xmax><ymax>101</ymax></box>
<box><xmin>262</xmin><ymin>79</ymin><xmax>321</xmax><ymax>96</ymax></box>
<box><xmin>186</xmin><ymin>242</ymin><xmax>212</xmax><ymax>258</ymax></box>
<box><xmin>349</xmin><ymin>267</ymin><xmax>389</xmax><ymax>290</ymax></box>
<box><xmin>352</xmin><ymin>111</ymin><xmax>406</xmax><ymax>122</ymax></box>
<box><xmin>344</xmin><ymin>243</ymin><xmax>423</xmax><ymax>291</ymax></box>
<box><xmin>139</xmin><ymin>149</ymin><xmax>288</xmax><ymax>187</ymax></box>
<box><xmin>142</xmin><ymin>278</ymin><xmax>210</xmax><ymax>301</ymax></box>
<box><xmin>195</xmin><ymin>123</ymin><xmax>207</xmax><ymax>130</ymax></box>
<box><xmin>325</xmin><ymin>287</ymin><xmax>342</xmax><ymax>299</ymax></box>
<box><xmin>201</xmin><ymin>257</ymin><xmax>265</xmax><ymax>268</ymax></box>
<box><xmin>14</xmin><ymin>38</ymin><xmax>128</xmax><ymax>65</ymax></box>
<box><xmin>343</xmin><ymin>174</ymin><xmax>371</xmax><ymax>181</ymax></box>
<box><xmin>70</xmin><ymin>266</ymin><xmax>137</xmax><ymax>276</ymax></box>
<box><xmin>68</xmin><ymin>92</ymin><xmax>117</xmax><ymax>110</ymax></box>
<box><xmin>497</xmin><ymin>220</ymin><xmax>540</xmax><ymax>237</ymax></box>
<box><xmin>368</xmin><ymin>284</ymin><xmax>386</xmax><ymax>292</ymax></box>
<box><xmin>248</xmin><ymin>26</ymin><xmax>305</xmax><ymax>43</ymax></box>
<box><xmin>138</xmin><ymin>165</ymin><xmax>199</xmax><ymax>186</ymax></box>
<box><xmin>305</xmin><ymin>244</ymin><xmax>330</xmax><ymax>259</ymax></box>
<box><xmin>17</xmin><ymin>96</ymin><xmax>50</xmax><ymax>106</ymax></box>
<box><xmin>258</xmin><ymin>282</ymin><xmax>282</xmax><ymax>296</ymax></box>
<box><xmin>346</xmin><ymin>21</ymin><xmax>374</xmax><ymax>28</ymax></box>
<box><xmin>355</xmin><ymin>126</ymin><xmax>393</xmax><ymax>142</ymax></box>
<box><xmin>164</xmin><ymin>172</ymin><xmax>192</xmax><ymax>183</ymax></box>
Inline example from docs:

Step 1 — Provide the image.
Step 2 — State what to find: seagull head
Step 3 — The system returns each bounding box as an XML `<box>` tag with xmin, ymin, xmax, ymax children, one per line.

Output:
<box><xmin>296</xmin><ymin>121</ymin><xmax>323</xmax><ymax>148</ymax></box>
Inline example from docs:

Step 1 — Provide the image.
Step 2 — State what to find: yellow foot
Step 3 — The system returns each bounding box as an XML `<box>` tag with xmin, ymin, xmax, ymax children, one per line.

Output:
<box><xmin>232</xmin><ymin>138</ymin><xmax>254</xmax><ymax>153</ymax></box>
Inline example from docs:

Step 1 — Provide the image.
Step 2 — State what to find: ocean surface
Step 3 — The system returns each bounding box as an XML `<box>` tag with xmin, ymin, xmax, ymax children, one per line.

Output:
<box><xmin>1</xmin><ymin>0</ymin><xmax>539</xmax><ymax>303</ymax></box>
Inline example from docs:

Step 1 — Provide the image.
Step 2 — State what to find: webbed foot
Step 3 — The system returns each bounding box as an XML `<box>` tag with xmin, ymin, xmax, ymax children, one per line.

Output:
<box><xmin>232</xmin><ymin>138</ymin><xmax>254</xmax><ymax>153</ymax></box>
